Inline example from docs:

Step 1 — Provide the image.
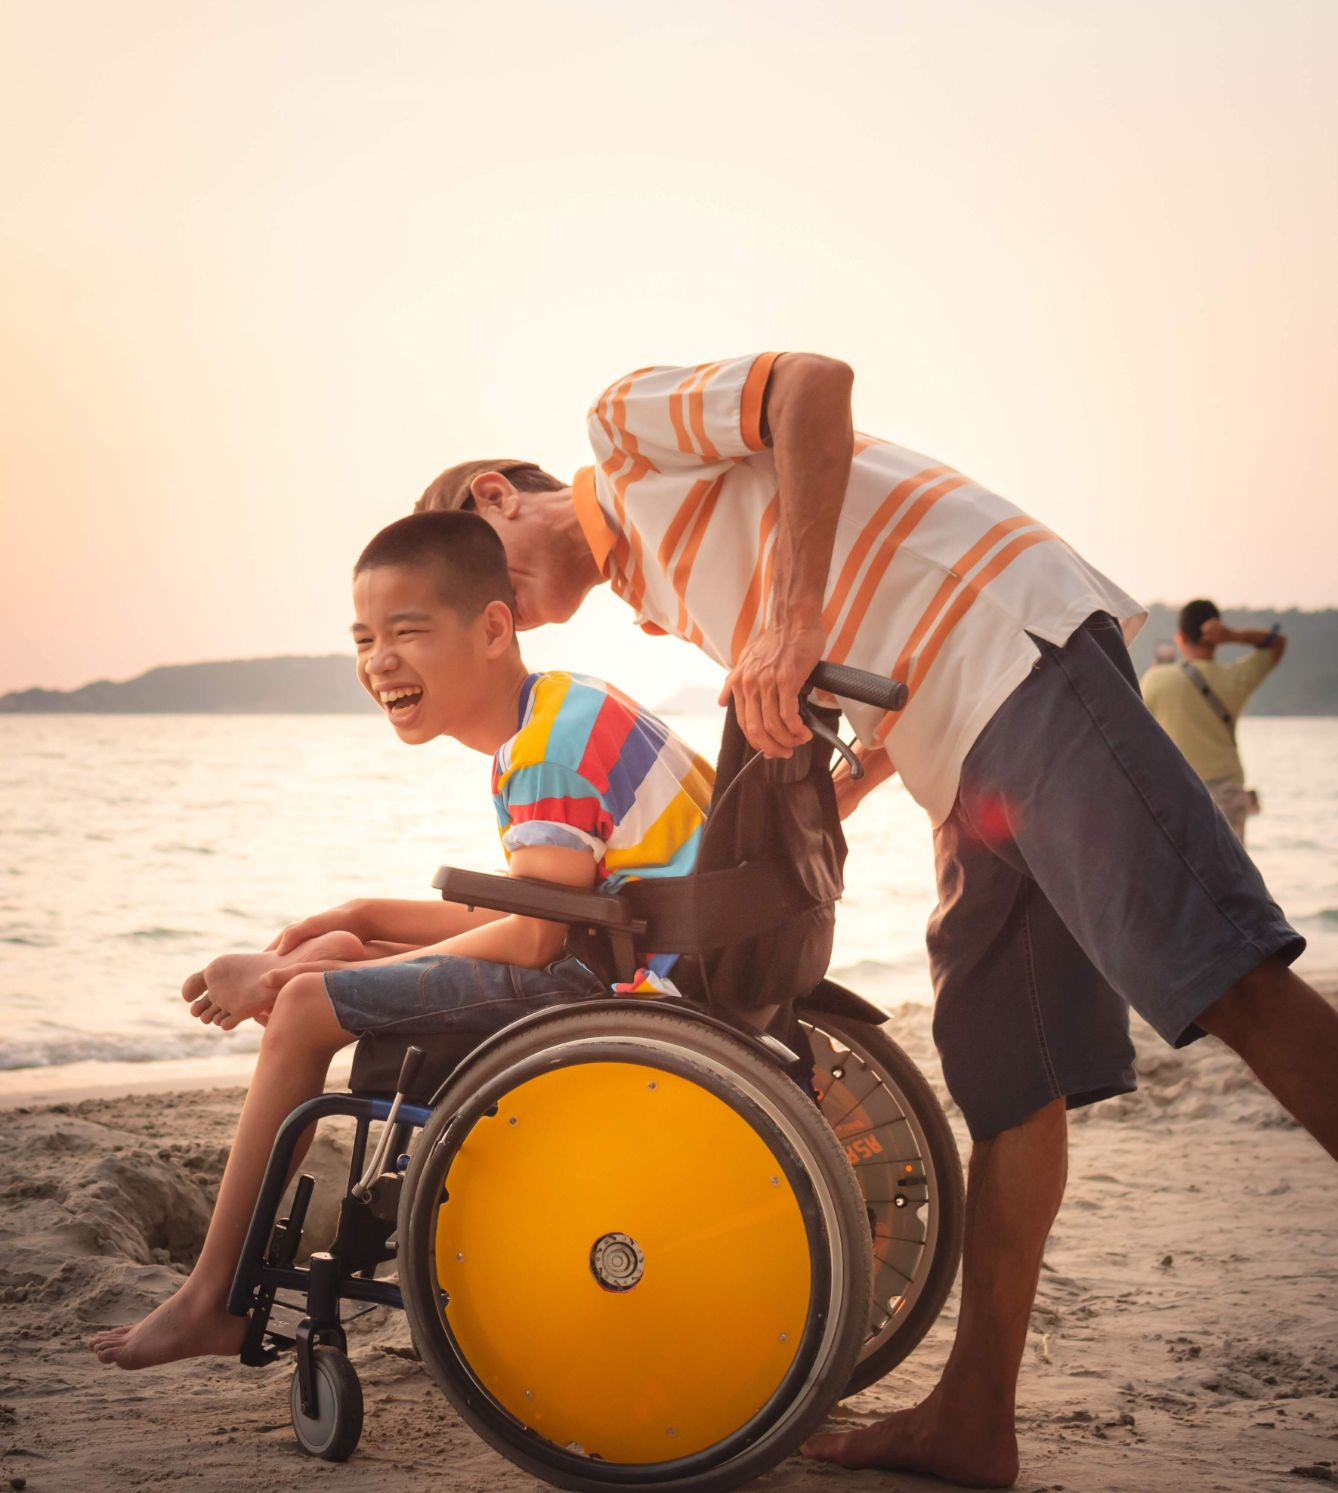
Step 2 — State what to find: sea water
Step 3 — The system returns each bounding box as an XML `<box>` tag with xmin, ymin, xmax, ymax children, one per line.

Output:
<box><xmin>1</xmin><ymin>714</ymin><xmax>1334</xmax><ymax>1094</ymax></box>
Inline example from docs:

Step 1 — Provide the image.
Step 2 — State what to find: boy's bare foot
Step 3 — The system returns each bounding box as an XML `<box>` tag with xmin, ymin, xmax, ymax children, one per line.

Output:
<box><xmin>181</xmin><ymin>930</ymin><xmax>365</xmax><ymax>1024</ymax></box>
<box><xmin>89</xmin><ymin>1285</ymin><xmax>247</xmax><ymax>1370</ymax></box>
<box><xmin>801</xmin><ymin>1398</ymin><xmax>1019</xmax><ymax>1488</ymax></box>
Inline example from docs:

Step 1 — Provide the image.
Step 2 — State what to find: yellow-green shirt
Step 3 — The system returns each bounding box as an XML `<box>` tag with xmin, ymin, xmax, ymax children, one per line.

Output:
<box><xmin>1140</xmin><ymin>650</ymin><xmax>1276</xmax><ymax>784</ymax></box>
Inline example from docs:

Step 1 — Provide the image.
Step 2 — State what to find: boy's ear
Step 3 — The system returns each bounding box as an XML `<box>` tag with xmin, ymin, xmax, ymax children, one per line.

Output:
<box><xmin>469</xmin><ymin>472</ymin><xmax>522</xmax><ymax>517</ymax></box>
<box><xmin>480</xmin><ymin>598</ymin><xmax>517</xmax><ymax>656</ymax></box>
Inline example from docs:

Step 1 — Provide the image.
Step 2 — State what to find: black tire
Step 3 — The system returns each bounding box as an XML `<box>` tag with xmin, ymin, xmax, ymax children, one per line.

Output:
<box><xmin>798</xmin><ymin>1005</ymin><xmax>965</xmax><ymax>1397</ymax></box>
<box><xmin>289</xmin><ymin>1345</ymin><xmax>364</xmax><ymax>1462</ymax></box>
<box><xmin>398</xmin><ymin>1004</ymin><xmax>872</xmax><ymax>1493</ymax></box>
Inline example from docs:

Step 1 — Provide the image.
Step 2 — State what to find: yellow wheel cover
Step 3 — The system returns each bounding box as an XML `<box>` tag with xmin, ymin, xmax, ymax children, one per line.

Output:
<box><xmin>435</xmin><ymin>1060</ymin><xmax>813</xmax><ymax>1463</ymax></box>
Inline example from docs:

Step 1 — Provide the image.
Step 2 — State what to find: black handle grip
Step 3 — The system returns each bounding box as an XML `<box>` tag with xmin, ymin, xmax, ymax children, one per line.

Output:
<box><xmin>807</xmin><ymin>661</ymin><xmax>908</xmax><ymax>713</ymax></box>
<box><xmin>396</xmin><ymin>1045</ymin><xmax>425</xmax><ymax>1095</ymax></box>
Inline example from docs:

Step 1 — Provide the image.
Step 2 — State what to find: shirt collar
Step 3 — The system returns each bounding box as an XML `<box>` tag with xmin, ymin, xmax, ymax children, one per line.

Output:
<box><xmin>571</xmin><ymin>467</ymin><xmax>615</xmax><ymax>578</ymax></box>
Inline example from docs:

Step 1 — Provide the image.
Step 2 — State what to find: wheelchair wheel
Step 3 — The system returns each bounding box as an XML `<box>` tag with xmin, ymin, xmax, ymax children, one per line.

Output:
<box><xmin>799</xmin><ymin>1004</ymin><xmax>965</xmax><ymax>1397</ymax></box>
<box><xmin>289</xmin><ymin>1345</ymin><xmax>363</xmax><ymax>1461</ymax></box>
<box><xmin>399</xmin><ymin>1004</ymin><xmax>872</xmax><ymax>1492</ymax></box>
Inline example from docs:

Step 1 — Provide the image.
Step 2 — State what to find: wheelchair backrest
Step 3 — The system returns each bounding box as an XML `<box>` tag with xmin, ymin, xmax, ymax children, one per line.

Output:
<box><xmin>569</xmin><ymin>699</ymin><xmax>848</xmax><ymax>1013</ymax></box>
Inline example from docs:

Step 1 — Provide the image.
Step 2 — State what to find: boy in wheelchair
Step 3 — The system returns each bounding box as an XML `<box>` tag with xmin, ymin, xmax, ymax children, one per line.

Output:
<box><xmin>90</xmin><ymin>509</ymin><xmax>715</xmax><ymax>1370</ymax></box>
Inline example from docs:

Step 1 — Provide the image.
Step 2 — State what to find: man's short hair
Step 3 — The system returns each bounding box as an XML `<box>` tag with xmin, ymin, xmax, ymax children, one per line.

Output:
<box><xmin>1178</xmin><ymin>598</ymin><xmax>1220</xmax><ymax>644</ymax></box>
<box><xmin>355</xmin><ymin>511</ymin><xmax>516</xmax><ymax>620</ymax></box>
<box><xmin>415</xmin><ymin>459</ymin><xmax>564</xmax><ymax>515</ymax></box>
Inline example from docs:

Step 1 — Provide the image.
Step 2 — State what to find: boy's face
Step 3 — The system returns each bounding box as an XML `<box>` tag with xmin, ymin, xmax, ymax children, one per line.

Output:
<box><xmin>351</xmin><ymin>563</ymin><xmax>504</xmax><ymax>745</ymax></box>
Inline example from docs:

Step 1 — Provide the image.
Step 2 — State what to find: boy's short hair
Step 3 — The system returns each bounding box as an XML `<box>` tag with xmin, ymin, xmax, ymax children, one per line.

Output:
<box><xmin>355</xmin><ymin>511</ymin><xmax>517</xmax><ymax>620</ymax></box>
<box><xmin>1178</xmin><ymin>598</ymin><xmax>1220</xmax><ymax>644</ymax></box>
<box><xmin>415</xmin><ymin>459</ymin><xmax>565</xmax><ymax>514</ymax></box>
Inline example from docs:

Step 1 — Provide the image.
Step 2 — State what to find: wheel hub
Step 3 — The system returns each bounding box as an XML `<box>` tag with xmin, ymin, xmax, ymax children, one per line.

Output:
<box><xmin>590</xmin><ymin>1231</ymin><xmax>645</xmax><ymax>1291</ymax></box>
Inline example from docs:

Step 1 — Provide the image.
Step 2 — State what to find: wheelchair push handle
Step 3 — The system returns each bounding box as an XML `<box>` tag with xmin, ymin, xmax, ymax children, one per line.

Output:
<box><xmin>806</xmin><ymin>661</ymin><xmax>908</xmax><ymax>714</ymax></box>
<box><xmin>797</xmin><ymin>661</ymin><xmax>907</xmax><ymax>782</ymax></box>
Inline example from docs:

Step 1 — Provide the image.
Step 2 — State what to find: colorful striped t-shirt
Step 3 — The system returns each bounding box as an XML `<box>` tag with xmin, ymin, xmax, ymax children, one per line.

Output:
<box><xmin>491</xmin><ymin>672</ymin><xmax>713</xmax><ymax>899</ymax></box>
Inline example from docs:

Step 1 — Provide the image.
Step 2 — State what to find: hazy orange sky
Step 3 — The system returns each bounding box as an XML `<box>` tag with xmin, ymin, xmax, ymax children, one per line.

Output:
<box><xmin>3</xmin><ymin>0</ymin><xmax>1335</xmax><ymax>699</ymax></box>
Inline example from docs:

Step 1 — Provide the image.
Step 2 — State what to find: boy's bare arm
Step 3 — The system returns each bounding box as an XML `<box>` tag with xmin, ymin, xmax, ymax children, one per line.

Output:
<box><xmin>263</xmin><ymin>846</ymin><xmax>598</xmax><ymax>1005</ymax></box>
<box><xmin>274</xmin><ymin>896</ymin><xmax>504</xmax><ymax>956</ymax></box>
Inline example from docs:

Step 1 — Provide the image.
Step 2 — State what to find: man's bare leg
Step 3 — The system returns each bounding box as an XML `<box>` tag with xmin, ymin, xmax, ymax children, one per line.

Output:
<box><xmin>89</xmin><ymin>974</ymin><xmax>354</xmax><ymax>1369</ymax></box>
<box><xmin>1198</xmin><ymin>956</ymin><xmax>1338</xmax><ymax>1161</ymax></box>
<box><xmin>803</xmin><ymin>1097</ymin><xmax>1068</xmax><ymax>1487</ymax></box>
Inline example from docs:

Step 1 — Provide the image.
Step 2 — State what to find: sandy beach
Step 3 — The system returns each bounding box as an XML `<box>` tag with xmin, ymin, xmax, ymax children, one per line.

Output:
<box><xmin>2</xmin><ymin>984</ymin><xmax>1335</xmax><ymax>1493</ymax></box>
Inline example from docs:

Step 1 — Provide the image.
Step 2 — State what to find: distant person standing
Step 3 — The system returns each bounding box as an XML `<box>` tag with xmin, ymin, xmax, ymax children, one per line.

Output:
<box><xmin>1141</xmin><ymin>599</ymin><xmax>1287</xmax><ymax>841</ymax></box>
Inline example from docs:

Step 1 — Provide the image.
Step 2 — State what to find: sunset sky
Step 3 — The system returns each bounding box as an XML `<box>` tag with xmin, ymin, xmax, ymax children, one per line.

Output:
<box><xmin>3</xmin><ymin>0</ymin><xmax>1335</xmax><ymax>699</ymax></box>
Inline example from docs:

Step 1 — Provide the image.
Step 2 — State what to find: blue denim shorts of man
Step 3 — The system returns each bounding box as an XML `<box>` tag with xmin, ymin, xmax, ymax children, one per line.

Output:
<box><xmin>323</xmin><ymin>953</ymin><xmax>607</xmax><ymax>1047</ymax></box>
<box><xmin>928</xmin><ymin>612</ymin><xmax>1304</xmax><ymax>1142</ymax></box>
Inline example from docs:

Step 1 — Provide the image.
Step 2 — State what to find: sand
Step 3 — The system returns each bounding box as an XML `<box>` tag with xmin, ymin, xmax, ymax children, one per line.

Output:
<box><xmin>2</xmin><ymin>982</ymin><xmax>1336</xmax><ymax>1493</ymax></box>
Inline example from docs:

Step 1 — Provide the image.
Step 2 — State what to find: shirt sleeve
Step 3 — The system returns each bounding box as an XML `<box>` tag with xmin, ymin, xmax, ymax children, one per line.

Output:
<box><xmin>587</xmin><ymin>354</ymin><xmax>780</xmax><ymax>474</ymax></box>
<box><xmin>495</xmin><ymin>761</ymin><xmax>613</xmax><ymax>865</ymax></box>
<box><xmin>1222</xmin><ymin>648</ymin><xmax>1276</xmax><ymax>713</ymax></box>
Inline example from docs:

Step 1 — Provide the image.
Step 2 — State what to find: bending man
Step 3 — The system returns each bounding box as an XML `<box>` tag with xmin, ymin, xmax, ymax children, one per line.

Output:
<box><xmin>418</xmin><ymin>353</ymin><xmax>1337</xmax><ymax>1489</ymax></box>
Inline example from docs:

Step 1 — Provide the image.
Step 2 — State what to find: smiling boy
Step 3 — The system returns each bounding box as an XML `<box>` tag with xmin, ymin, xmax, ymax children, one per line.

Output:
<box><xmin>90</xmin><ymin>510</ymin><xmax>712</xmax><ymax>1370</ymax></box>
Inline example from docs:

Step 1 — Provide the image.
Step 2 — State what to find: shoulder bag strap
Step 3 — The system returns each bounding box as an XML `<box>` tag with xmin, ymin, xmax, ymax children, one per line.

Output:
<box><xmin>1179</xmin><ymin>661</ymin><xmax>1236</xmax><ymax>742</ymax></box>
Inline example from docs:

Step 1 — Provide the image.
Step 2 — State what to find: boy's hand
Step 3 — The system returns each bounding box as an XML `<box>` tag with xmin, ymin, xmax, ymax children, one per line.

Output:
<box><xmin>258</xmin><ymin>958</ymin><xmax>350</xmax><ymax>997</ymax></box>
<box><xmin>274</xmin><ymin>902</ymin><xmax>367</xmax><ymax>956</ymax></box>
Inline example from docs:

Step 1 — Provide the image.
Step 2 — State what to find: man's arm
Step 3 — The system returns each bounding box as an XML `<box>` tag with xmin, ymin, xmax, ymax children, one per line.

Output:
<box><xmin>720</xmin><ymin>353</ymin><xmax>855</xmax><ymax>757</ymax></box>
<box><xmin>833</xmin><ymin>743</ymin><xmax>898</xmax><ymax>819</ymax></box>
<box><xmin>1200</xmin><ymin>618</ymin><xmax>1288</xmax><ymax>664</ymax></box>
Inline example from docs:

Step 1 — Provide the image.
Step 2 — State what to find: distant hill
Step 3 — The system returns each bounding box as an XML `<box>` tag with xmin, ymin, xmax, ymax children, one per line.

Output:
<box><xmin>1</xmin><ymin>608</ymin><xmax>1334</xmax><ymax>714</ymax></box>
<box><xmin>0</xmin><ymin>656</ymin><xmax>373</xmax><ymax>714</ymax></box>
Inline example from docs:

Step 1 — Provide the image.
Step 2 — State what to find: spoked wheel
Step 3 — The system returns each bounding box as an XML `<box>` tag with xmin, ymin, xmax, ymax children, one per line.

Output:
<box><xmin>398</xmin><ymin>1005</ymin><xmax>872</xmax><ymax>1492</ymax></box>
<box><xmin>289</xmin><ymin>1344</ymin><xmax>364</xmax><ymax>1462</ymax></box>
<box><xmin>798</xmin><ymin>995</ymin><xmax>965</xmax><ymax>1397</ymax></box>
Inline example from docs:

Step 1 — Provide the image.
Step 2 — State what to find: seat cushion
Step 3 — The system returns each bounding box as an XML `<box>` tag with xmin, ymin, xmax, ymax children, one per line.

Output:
<box><xmin>349</xmin><ymin>1031</ymin><xmax>476</xmax><ymax>1103</ymax></box>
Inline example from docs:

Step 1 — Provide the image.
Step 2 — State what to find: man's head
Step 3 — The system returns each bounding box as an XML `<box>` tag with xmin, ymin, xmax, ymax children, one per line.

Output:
<box><xmin>351</xmin><ymin>511</ymin><xmax>523</xmax><ymax>749</ymax></box>
<box><xmin>416</xmin><ymin>459</ymin><xmax>597</xmax><ymax>630</ymax></box>
<box><xmin>1177</xmin><ymin>598</ymin><xmax>1221</xmax><ymax>658</ymax></box>
<box><xmin>1178</xmin><ymin>599</ymin><xmax>1220</xmax><ymax>645</ymax></box>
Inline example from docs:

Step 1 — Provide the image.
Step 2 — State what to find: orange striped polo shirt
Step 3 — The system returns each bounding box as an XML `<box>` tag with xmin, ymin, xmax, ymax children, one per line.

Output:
<box><xmin>571</xmin><ymin>354</ymin><xmax>1145</xmax><ymax>825</ymax></box>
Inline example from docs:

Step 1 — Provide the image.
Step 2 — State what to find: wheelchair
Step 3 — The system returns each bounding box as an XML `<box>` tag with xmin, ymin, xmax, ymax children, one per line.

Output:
<box><xmin>227</xmin><ymin>664</ymin><xmax>966</xmax><ymax>1490</ymax></box>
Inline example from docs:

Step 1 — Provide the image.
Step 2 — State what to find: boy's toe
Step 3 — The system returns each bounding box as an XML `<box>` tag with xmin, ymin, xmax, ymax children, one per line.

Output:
<box><xmin>181</xmin><ymin>970</ymin><xmax>207</xmax><ymax>1002</ymax></box>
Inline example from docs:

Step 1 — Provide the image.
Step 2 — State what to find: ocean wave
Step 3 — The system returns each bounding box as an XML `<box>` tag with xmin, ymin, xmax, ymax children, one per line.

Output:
<box><xmin>112</xmin><ymin>926</ymin><xmax>198</xmax><ymax>942</ymax></box>
<box><xmin>1297</xmin><ymin>907</ymin><xmax>1338</xmax><ymax>929</ymax></box>
<box><xmin>0</xmin><ymin>1028</ymin><xmax>261</xmax><ymax>1072</ymax></box>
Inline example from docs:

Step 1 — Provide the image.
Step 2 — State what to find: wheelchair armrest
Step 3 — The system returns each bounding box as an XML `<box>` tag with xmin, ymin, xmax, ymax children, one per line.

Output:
<box><xmin>432</xmin><ymin>866</ymin><xmax>647</xmax><ymax>936</ymax></box>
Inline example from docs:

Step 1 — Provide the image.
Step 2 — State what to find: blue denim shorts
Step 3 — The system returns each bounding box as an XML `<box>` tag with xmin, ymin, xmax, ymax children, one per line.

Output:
<box><xmin>928</xmin><ymin>613</ymin><xmax>1304</xmax><ymax>1141</ymax></box>
<box><xmin>323</xmin><ymin>953</ymin><xmax>606</xmax><ymax>1040</ymax></box>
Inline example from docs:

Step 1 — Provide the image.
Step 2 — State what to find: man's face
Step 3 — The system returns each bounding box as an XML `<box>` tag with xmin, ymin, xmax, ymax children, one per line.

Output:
<box><xmin>351</xmin><ymin>564</ymin><xmax>488</xmax><ymax>745</ymax></box>
<box><xmin>476</xmin><ymin>499</ymin><xmax>583</xmax><ymax>631</ymax></box>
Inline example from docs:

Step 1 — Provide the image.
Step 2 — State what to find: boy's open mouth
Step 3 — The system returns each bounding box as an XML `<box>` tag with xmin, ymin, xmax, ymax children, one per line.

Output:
<box><xmin>378</xmin><ymin>685</ymin><xmax>425</xmax><ymax>725</ymax></box>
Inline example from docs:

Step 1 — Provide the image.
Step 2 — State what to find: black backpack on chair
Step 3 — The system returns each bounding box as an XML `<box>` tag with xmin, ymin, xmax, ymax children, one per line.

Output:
<box><xmin>572</xmin><ymin>698</ymin><xmax>849</xmax><ymax>1016</ymax></box>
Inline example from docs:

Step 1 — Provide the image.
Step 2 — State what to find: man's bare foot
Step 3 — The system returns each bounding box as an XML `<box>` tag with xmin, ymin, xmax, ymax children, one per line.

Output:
<box><xmin>182</xmin><ymin>930</ymin><xmax>365</xmax><ymax>1024</ymax></box>
<box><xmin>88</xmin><ymin>1285</ymin><xmax>247</xmax><ymax>1370</ymax></box>
<box><xmin>802</xmin><ymin>1398</ymin><xmax>1019</xmax><ymax>1488</ymax></box>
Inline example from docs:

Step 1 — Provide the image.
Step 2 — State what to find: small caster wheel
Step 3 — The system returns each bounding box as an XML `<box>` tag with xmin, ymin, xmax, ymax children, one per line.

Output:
<box><xmin>290</xmin><ymin>1345</ymin><xmax>363</xmax><ymax>1461</ymax></box>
